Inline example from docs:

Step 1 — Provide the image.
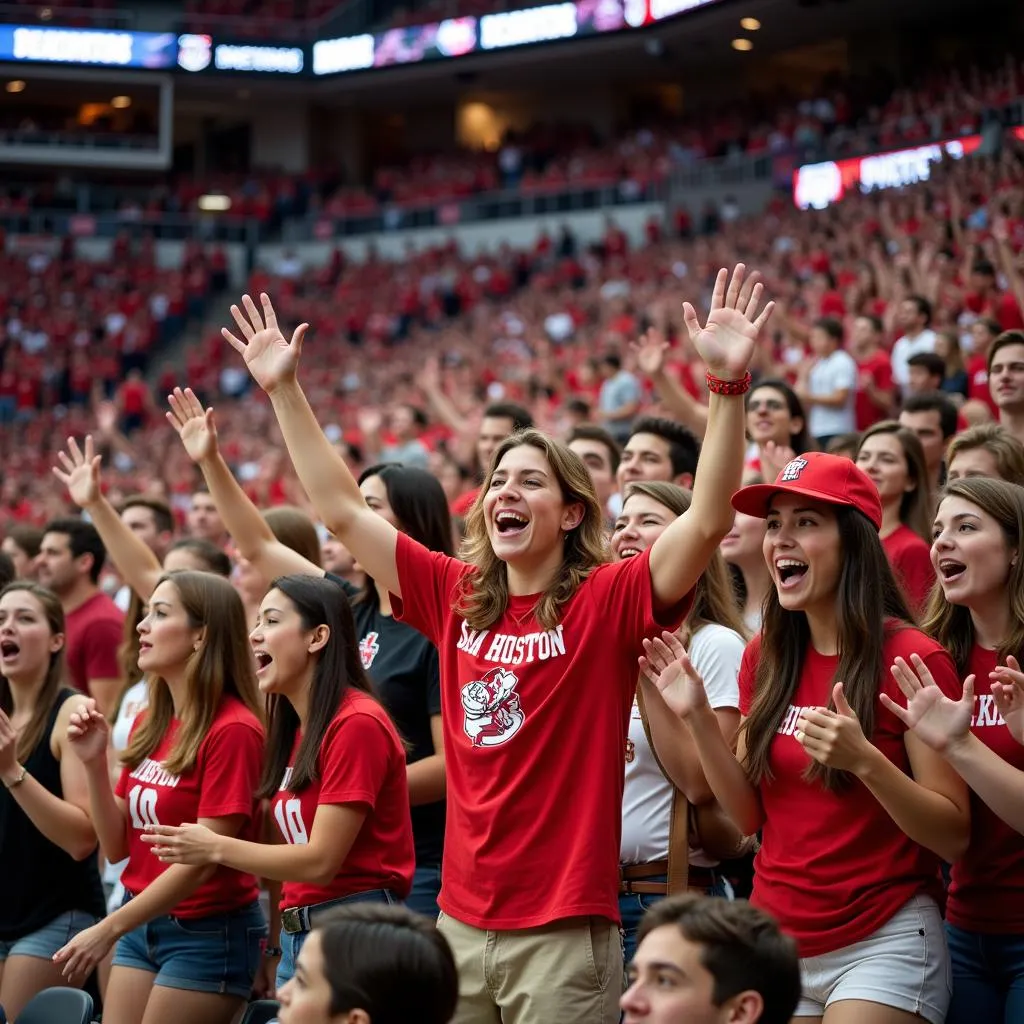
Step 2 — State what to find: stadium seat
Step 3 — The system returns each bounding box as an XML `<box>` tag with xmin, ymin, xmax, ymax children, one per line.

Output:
<box><xmin>239</xmin><ymin>1000</ymin><xmax>280</xmax><ymax>1024</ymax></box>
<box><xmin>13</xmin><ymin>988</ymin><xmax>93</xmax><ymax>1024</ymax></box>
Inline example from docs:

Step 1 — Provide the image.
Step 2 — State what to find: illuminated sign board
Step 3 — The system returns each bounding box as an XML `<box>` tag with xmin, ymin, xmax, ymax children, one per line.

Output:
<box><xmin>0</xmin><ymin>25</ymin><xmax>177</xmax><ymax>68</ymax></box>
<box><xmin>792</xmin><ymin>135</ymin><xmax>985</xmax><ymax>210</ymax></box>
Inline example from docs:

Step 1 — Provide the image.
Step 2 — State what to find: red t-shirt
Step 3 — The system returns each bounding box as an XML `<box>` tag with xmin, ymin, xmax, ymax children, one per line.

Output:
<box><xmin>64</xmin><ymin>591</ymin><xmax>124</xmax><ymax>694</ymax></box>
<box><xmin>855</xmin><ymin>350</ymin><xmax>894</xmax><ymax>430</ymax></box>
<box><xmin>272</xmin><ymin>691</ymin><xmax>414</xmax><ymax>910</ymax></box>
<box><xmin>451</xmin><ymin>485</ymin><xmax>480</xmax><ymax>518</ymax></box>
<box><xmin>116</xmin><ymin>697</ymin><xmax>264</xmax><ymax>918</ymax></box>
<box><xmin>966</xmin><ymin>353</ymin><xmax>999</xmax><ymax>416</ymax></box>
<box><xmin>738</xmin><ymin>628</ymin><xmax>957</xmax><ymax>957</ymax></box>
<box><xmin>883</xmin><ymin>525</ymin><xmax>936</xmax><ymax>615</ymax></box>
<box><xmin>947</xmin><ymin>645</ymin><xmax>1024</xmax><ymax>933</ymax></box>
<box><xmin>391</xmin><ymin>534</ymin><xmax>691</xmax><ymax>929</ymax></box>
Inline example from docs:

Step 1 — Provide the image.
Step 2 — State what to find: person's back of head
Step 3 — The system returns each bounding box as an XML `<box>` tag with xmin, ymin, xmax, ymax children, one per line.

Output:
<box><xmin>281</xmin><ymin>904</ymin><xmax>458</xmax><ymax>1024</ymax></box>
<box><xmin>623</xmin><ymin>894</ymin><xmax>800</xmax><ymax>1024</ymax></box>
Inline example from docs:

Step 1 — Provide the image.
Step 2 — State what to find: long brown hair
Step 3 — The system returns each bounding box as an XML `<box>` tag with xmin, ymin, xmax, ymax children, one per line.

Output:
<box><xmin>457</xmin><ymin>429</ymin><xmax>608</xmax><ymax>631</ymax></box>
<box><xmin>621</xmin><ymin>481</ymin><xmax>748</xmax><ymax>642</ymax></box>
<box><xmin>263</xmin><ymin>506</ymin><xmax>322</xmax><ymax>567</ymax></box>
<box><xmin>741</xmin><ymin>506</ymin><xmax>914</xmax><ymax>791</ymax></box>
<box><xmin>856</xmin><ymin>421</ymin><xmax>933</xmax><ymax>543</ymax></box>
<box><xmin>0</xmin><ymin>583</ymin><xmax>66</xmax><ymax>762</ymax></box>
<box><xmin>256</xmin><ymin>575</ymin><xmax>378</xmax><ymax>799</ymax></box>
<box><xmin>123</xmin><ymin>571</ymin><xmax>263</xmax><ymax>775</ymax></box>
<box><xmin>922</xmin><ymin>478</ymin><xmax>1024</xmax><ymax>675</ymax></box>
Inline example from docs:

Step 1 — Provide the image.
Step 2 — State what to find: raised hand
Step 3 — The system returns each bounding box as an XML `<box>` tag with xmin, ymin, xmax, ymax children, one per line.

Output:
<box><xmin>222</xmin><ymin>293</ymin><xmax>308</xmax><ymax>395</ymax></box>
<box><xmin>65</xmin><ymin>699</ymin><xmax>110</xmax><ymax>766</ymax></box>
<box><xmin>796</xmin><ymin>683</ymin><xmax>875</xmax><ymax>775</ymax></box>
<box><xmin>631</xmin><ymin>327</ymin><xmax>669</xmax><ymax>378</ymax></box>
<box><xmin>682</xmin><ymin>264</ymin><xmax>774</xmax><ymax>380</ymax></box>
<box><xmin>52</xmin><ymin>436</ymin><xmax>102</xmax><ymax>509</ymax></box>
<box><xmin>638</xmin><ymin>631</ymin><xmax>710</xmax><ymax>720</ymax></box>
<box><xmin>882</xmin><ymin>654</ymin><xmax>974</xmax><ymax>754</ymax></box>
<box><xmin>167</xmin><ymin>387</ymin><xmax>219</xmax><ymax>464</ymax></box>
<box><xmin>991</xmin><ymin>655</ymin><xmax>1024</xmax><ymax>745</ymax></box>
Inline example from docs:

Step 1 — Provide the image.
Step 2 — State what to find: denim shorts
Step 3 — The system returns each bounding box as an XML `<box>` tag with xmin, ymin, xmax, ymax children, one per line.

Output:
<box><xmin>0</xmin><ymin>910</ymin><xmax>99</xmax><ymax>962</ymax></box>
<box><xmin>277</xmin><ymin>889</ymin><xmax>398</xmax><ymax>988</ymax></box>
<box><xmin>796</xmin><ymin>895</ymin><xmax>951</xmax><ymax>1024</ymax></box>
<box><xmin>112</xmin><ymin>900</ymin><xmax>267</xmax><ymax>999</ymax></box>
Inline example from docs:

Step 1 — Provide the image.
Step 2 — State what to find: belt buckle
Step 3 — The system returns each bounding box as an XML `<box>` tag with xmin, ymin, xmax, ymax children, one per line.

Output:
<box><xmin>281</xmin><ymin>907</ymin><xmax>303</xmax><ymax>934</ymax></box>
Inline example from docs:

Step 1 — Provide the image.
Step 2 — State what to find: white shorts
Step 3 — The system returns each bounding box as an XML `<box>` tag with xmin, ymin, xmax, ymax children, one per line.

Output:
<box><xmin>795</xmin><ymin>895</ymin><xmax>950</xmax><ymax>1023</ymax></box>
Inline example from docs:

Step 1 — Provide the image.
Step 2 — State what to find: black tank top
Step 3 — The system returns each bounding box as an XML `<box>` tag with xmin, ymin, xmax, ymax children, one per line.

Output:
<box><xmin>0</xmin><ymin>689</ymin><xmax>106</xmax><ymax>939</ymax></box>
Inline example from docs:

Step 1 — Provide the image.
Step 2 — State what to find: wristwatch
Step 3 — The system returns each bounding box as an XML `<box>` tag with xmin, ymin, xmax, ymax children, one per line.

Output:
<box><xmin>2</xmin><ymin>765</ymin><xmax>26</xmax><ymax>789</ymax></box>
<box><xmin>263</xmin><ymin>946</ymin><xmax>283</xmax><ymax>958</ymax></box>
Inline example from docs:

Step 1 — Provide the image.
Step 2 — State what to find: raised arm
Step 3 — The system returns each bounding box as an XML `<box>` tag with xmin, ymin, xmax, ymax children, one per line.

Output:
<box><xmin>648</xmin><ymin>265</ymin><xmax>774</xmax><ymax>607</ymax></box>
<box><xmin>632</xmin><ymin>329</ymin><xmax>709</xmax><ymax>437</ymax></box>
<box><xmin>52</xmin><ymin>436</ymin><xmax>163</xmax><ymax>601</ymax></box>
<box><xmin>222</xmin><ymin>293</ymin><xmax>401</xmax><ymax>596</ymax></box>
<box><xmin>166</xmin><ymin>387</ymin><xmax>324</xmax><ymax>582</ymax></box>
<box><xmin>640</xmin><ymin>634</ymin><xmax>764</xmax><ymax>834</ymax></box>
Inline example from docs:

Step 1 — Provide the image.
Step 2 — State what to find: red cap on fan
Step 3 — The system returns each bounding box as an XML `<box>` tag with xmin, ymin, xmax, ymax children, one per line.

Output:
<box><xmin>731</xmin><ymin>451</ymin><xmax>883</xmax><ymax>530</ymax></box>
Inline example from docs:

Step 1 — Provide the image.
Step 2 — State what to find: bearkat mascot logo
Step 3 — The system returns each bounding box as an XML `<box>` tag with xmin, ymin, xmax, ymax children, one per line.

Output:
<box><xmin>460</xmin><ymin>667</ymin><xmax>525</xmax><ymax>747</ymax></box>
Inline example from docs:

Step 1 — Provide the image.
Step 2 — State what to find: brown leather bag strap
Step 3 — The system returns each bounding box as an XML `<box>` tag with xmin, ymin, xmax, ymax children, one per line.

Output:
<box><xmin>635</xmin><ymin>684</ymin><xmax>689</xmax><ymax>894</ymax></box>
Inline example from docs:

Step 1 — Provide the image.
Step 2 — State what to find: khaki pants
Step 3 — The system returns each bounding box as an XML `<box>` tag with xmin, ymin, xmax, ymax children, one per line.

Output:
<box><xmin>437</xmin><ymin>911</ymin><xmax>623</xmax><ymax>1024</ymax></box>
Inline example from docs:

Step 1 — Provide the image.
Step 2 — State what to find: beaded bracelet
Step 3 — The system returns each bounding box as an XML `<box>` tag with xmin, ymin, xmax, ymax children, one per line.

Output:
<box><xmin>705</xmin><ymin>370</ymin><xmax>752</xmax><ymax>396</ymax></box>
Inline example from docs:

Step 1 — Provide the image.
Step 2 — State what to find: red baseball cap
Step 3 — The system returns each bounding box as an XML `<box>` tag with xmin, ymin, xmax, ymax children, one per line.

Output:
<box><xmin>731</xmin><ymin>451</ymin><xmax>883</xmax><ymax>530</ymax></box>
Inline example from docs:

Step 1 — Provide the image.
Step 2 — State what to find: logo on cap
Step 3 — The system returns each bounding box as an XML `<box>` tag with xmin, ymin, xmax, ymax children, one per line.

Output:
<box><xmin>780</xmin><ymin>458</ymin><xmax>808</xmax><ymax>482</ymax></box>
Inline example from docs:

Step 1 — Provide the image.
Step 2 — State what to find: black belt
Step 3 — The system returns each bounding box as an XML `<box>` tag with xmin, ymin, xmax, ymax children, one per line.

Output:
<box><xmin>281</xmin><ymin>890</ymin><xmax>397</xmax><ymax>934</ymax></box>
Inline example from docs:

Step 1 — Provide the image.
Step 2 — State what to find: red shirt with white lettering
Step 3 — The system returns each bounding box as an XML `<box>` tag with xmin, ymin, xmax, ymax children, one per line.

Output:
<box><xmin>115</xmin><ymin>697</ymin><xmax>264</xmax><ymax>918</ymax></box>
<box><xmin>391</xmin><ymin>533</ymin><xmax>692</xmax><ymax>929</ymax></box>
<box><xmin>882</xmin><ymin>525</ymin><xmax>936</xmax><ymax>614</ymax></box>
<box><xmin>947</xmin><ymin>645</ymin><xmax>1024</xmax><ymax>933</ymax></box>
<box><xmin>272</xmin><ymin>690</ymin><xmax>413</xmax><ymax>910</ymax></box>
<box><xmin>739</xmin><ymin>627</ymin><xmax>956</xmax><ymax>957</ymax></box>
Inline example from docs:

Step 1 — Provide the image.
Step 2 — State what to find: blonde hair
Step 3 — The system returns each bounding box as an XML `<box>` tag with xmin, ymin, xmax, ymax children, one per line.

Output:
<box><xmin>622</xmin><ymin>481</ymin><xmax>749</xmax><ymax>642</ymax></box>
<box><xmin>922</xmin><ymin>477</ymin><xmax>1024</xmax><ymax>675</ymax></box>
<box><xmin>457</xmin><ymin>429</ymin><xmax>607</xmax><ymax>630</ymax></box>
<box><xmin>123</xmin><ymin>571</ymin><xmax>263</xmax><ymax>775</ymax></box>
<box><xmin>946</xmin><ymin>424</ymin><xmax>1024</xmax><ymax>486</ymax></box>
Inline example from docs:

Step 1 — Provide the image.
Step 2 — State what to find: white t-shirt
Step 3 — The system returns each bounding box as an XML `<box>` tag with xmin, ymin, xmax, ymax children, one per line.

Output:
<box><xmin>807</xmin><ymin>348</ymin><xmax>858</xmax><ymax>438</ymax></box>
<box><xmin>103</xmin><ymin>680</ymin><xmax>149</xmax><ymax>898</ymax></box>
<box><xmin>891</xmin><ymin>329</ymin><xmax>937</xmax><ymax>392</ymax></box>
<box><xmin>620</xmin><ymin>623</ymin><xmax>745</xmax><ymax>868</ymax></box>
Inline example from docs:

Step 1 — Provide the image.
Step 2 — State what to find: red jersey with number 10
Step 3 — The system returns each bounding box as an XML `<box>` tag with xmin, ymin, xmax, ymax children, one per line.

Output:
<box><xmin>115</xmin><ymin>696</ymin><xmax>264</xmax><ymax>918</ymax></box>
<box><xmin>272</xmin><ymin>690</ymin><xmax>414</xmax><ymax>911</ymax></box>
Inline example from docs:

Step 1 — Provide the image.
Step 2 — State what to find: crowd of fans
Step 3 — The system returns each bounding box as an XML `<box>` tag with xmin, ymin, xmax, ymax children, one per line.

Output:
<box><xmin>1</xmin><ymin>55</ymin><xmax>1018</xmax><ymax>228</ymax></box>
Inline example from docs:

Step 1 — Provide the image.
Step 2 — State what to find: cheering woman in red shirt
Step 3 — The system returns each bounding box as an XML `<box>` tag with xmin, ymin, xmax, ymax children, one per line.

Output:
<box><xmin>882</xmin><ymin>477</ymin><xmax>1024</xmax><ymax>1024</ymax></box>
<box><xmin>142</xmin><ymin>574</ymin><xmax>414</xmax><ymax>989</ymax></box>
<box><xmin>53</xmin><ymin>572</ymin><xmax>266</xmax><ymax>1024</ymax></box>
<box><xmin>646</xmin><ymin>451</ymin><xmax>970</xmax><ymax>1024</ymax></box>
<box><xmin>216</xmin><ymin>267</ymin><xmax>772</xmax><ymax>1024</ymax></box>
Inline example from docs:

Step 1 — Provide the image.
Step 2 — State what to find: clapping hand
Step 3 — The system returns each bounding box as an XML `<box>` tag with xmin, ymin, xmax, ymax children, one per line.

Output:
<box><xmin>65</xmin><ymin>699</ymin><xmax>110</xmax><ymax>766</ymax></box>
<box><xmin>796</xmin><ymin>683</ymin><xmax>875</xmax><ymax>775</ymax></box>
<box><xmin>638</xmin><ymin>631</ymin><xmax>711</xmax><ymax>720</ymax></box>
<box><xmin>682</xmin><ymin>264</ymin><xmax>774</xmax><ymax>380</ymax></box>
<box><xmin>222</xmin><ymin>293</ymin><xmax>308</xmax><ymax>395</ymax></box>
<box><xmin>882</xmin><ymin>655</ymin><xmax>974</xmax><ymax>754</ymax></box>
<box><xmin>991</xmin><ymin>655</ymin><xmax>1024</xmax><ymax>745</ymax></box>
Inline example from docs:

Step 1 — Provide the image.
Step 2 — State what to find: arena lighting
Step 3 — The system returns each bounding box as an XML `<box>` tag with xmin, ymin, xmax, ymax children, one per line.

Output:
<box><xmin>5</xmin><ymin>79</ymin><xmax>26</xmax><ymax>92</ymax></box>
<box><xmin>731</xmin><ymin>37</ymin><xmax>752</xmax><ymax>50</ymax></box>
<box><xmin>213</xmin><ymin>43</ymin><xmax>304</xmax><ymax>73</ymax></box>
<box><xmin>197</xmin><ymin>194</ymin><xmax>232</xmax><ymax>212</ymax></box>
<box><xmin>740</xmin><ymin>16</ymin><xmax>760</xmax><ymax>30</ymax></box>
<box><xmin>110</xmin><ymin>94</ymin><xmax>131</xmax><ymax>108</ymax></box>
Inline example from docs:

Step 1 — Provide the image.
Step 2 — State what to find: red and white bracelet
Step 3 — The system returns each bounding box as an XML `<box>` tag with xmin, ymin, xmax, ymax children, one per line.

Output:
<box><xmin>705</xmin><ymin>370</ymin><xmax>752</xmax><ymax>396</ymax></box>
